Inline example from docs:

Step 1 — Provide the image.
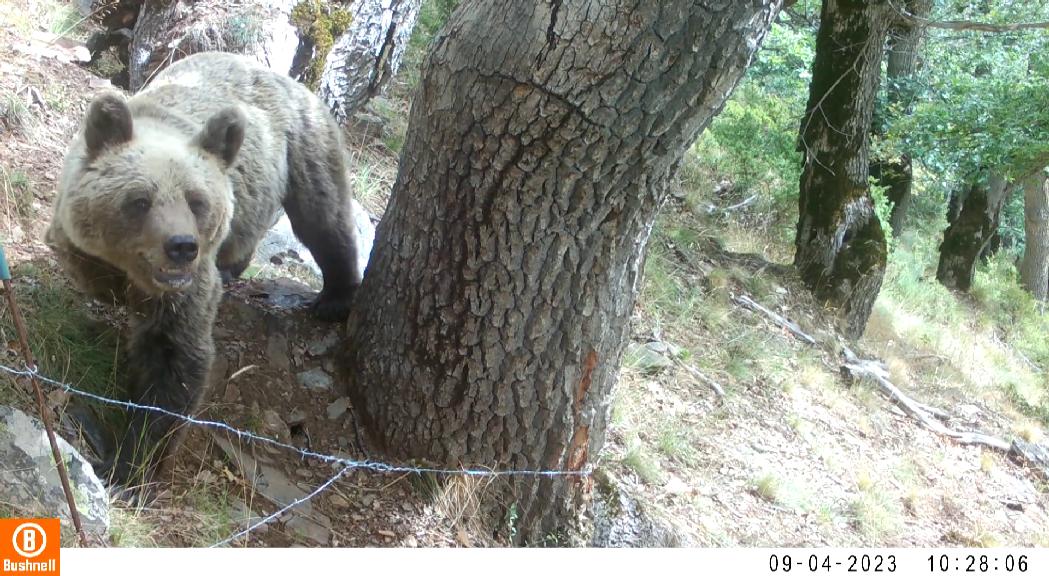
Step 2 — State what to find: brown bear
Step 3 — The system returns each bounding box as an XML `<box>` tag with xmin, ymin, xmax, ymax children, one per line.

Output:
<box><xmin>46</xmin><ymin>52</ymin><xmax>362</xmax><ymax>486</ymax></box>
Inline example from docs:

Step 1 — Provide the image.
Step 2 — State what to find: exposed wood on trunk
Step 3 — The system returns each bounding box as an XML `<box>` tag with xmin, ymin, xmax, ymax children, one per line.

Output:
<box><xmin>936</xmin><ymin>174</ymin><xmax>1010</xmax><ymax>291</ymax></box>
<box><xmin>345</xmin><ymin>0</ymin><xmax>784</xmax><ymax>542</ymax></box>
<box><xmin>1020</xmin><ymin>170</ymin><xmax>1049</xmax><ymax>300</ymax></box>
<box><xmin>794</xmin><ymin>0</ymin><xmax>891</xmax><ymax>340</ymax></box>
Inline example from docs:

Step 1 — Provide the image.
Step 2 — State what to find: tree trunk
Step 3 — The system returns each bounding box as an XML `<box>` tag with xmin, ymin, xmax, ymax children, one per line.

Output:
<box><xmin>345</xmin><ymin>0</ymin><xmax>782</xmax><ymax>543</ymax></box>
<box><xmin>128</xmin><ymin>0</ymin><xmax>301</xmax><ymax>91</ymax></box>
<box><xmin>936</xmin><ymin>174</ymin><xmax>1010</xmax><ymax>291</ymax></box>
<box><xmin>317</xmin><ymin>0</ymin><xmax>422</xmax><ymax>124</ymax></box>
<box><xmin>794</xmin><ymin>0</ymin><xmax>891</xmax><ymax>340</ymax></box>
<box><xmin>127</xmin><ymin>0</ymin><xmax>417</xmax><ymax>118</ymax></box>
<box><xmin>870</xmin><ymin>0</ymin><xmax>930</xmax><ymax>237</ymax></box>
<box><xmin>870</xmin><ymin>155</ymin><xmax>913</xmax><ymax>236</ymax></box>
<box><xmin>1020</xmin><ymin>170</ymin><xmax>1049</xmax><ymax>300</ymax></box>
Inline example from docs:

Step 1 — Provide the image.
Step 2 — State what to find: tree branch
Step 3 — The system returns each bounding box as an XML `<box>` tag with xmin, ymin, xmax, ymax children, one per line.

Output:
<box><xmin>890</xmin><ymin>0</ymin><xmax>1049</xmax><ymax>33</ymax></box>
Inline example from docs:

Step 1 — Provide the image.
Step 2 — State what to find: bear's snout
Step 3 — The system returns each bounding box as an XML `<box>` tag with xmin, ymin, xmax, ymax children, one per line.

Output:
<box><xmin>164</xmin><ymin>235</ymin><xmax>199</xmax><ymax>264</ymax></box>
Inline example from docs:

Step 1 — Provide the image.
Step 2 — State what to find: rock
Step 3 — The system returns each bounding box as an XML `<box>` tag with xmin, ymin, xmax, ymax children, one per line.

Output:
<box><xmin>285</xmin><ymin>512</ymin><xmax>331</xmax><ymax>546</ymax></box>
<box><xmin>307</xmin><ymin>330</ymin><xmax>340</xmax><ymax>356</ymax></box>
<box><xmin>664</xmin><ymin>475</ymin><xmax>690</xmax><ymax>496</ymax></box>
<box><xmin>326</xmin><ymin>397</ymin><xmax>350</xmax><ymax>420</ymax></box>
<box><xmin>328</xmin><ymin>493</ymin><xmax>351</xmax><ymax>509</ymax></box>
<box><xmin>128</xmin><ymin>0</ymin><xmax>300</xmax><ymax>91</ymax></box>
<box><xmin>230</xmin><ymin>498</ymin><xmax>268</xmax><ymax>535</ymax></box>
<box><xmin>260</xmin><ymin>409</ymin><xmax>290</xmax><ymax>442</ymax></box>
<box><xmin>211</xmin><ymin>433</ymin><xmax>332</xmax><ymax>544</ymax></box>
<box><xmin>266</xmin><ymin>331</ymin><xmax>290</xmax><ymax>371</ymax></box>
<box><xmin>0</xmin><ymin>406</ymin><xmax>110</xmax><ymax>538</ymax></box>
<box><xmin>296</xmin><ymin>368</ymin><xmax>333</xmax><ymax>392</ymax></box>
<box><xmin>222</xmin><ymin>382</ymin><xmax>241</xmax><ymax>403</ymax></box>
<box><xmin>590</xmin><ymin>471</ymin><xmax>690</xmax><ymax>547</ymax></box>
<box><xmin>252</xmin><ymin>204</ymin><xmax>375</xmax><ymax>287</ymax></box>
<box><xmin>623</xmin><ymin>342</ymin><xmax>675</xmax><ymax>374</ymax></box>
<box><xmin>286</xmin><ymin>408</ymin><xmax>307</xmax><ymax>427</ymax></box>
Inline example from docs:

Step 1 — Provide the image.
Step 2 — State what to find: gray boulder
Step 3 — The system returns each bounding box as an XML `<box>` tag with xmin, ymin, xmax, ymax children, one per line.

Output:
<box><xmin>251</xmin><ymin>199</ymin><xmax>376</xmax><ymax>286</ymax></box>
<box><xmin>0</xmin><ymin>406</ymin><xmax>110</xmax><ymax>538</ymax></box>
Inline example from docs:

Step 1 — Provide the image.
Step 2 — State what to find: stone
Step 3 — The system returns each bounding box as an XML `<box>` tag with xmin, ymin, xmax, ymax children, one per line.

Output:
<box><xmin>623</xmin><ymin>342</ymin><xmax>675</xmax><ymax>374</ymax></box>
<box><xmin>260</xmin><ymin>409</ymin><xmax>290</xmax><ymax>442</ymax></box>
<box><xmin>296</xmin><ymin>368</ymin><xmax>333</xmax><ymax>392</ymax></box>
<box><xmin>285</xmin><ymin>513</ymin><xmax>331</xmax><ymax>546</ymax></box>
<box><xmin>326</xmin><ymin>397</ymin><xmax>350</xmax><ymax>420</ymax></box>
<box><xmin>590</xmin><ymin>470</ymin><xmax>690</xmax><ymax>547</ymax></box>
<box><xmin>266</xmin><ymin>331</ymin><xmax>290</xmax><ymax>371</ymax></box>
<box><xmin>307</xmin><ymin>330</ymin><xmax>340</xmax><ymax>356</ymax></box>
<box><xmin>0</xmin><ymin>406</ymin><xmax>110</xmax><ymax>538</ymax></box>
<box><xmin>328</xmin><ymin>493</ymin><xmax>351</xmax><ymax>508</ymax></box>
<box><xmin>286</xmin><ymin>408</ymin><xmax>307</xmax><ymax>426</ymax></box>
<box><xmin>252</xmin><ymin>204</ymin><xmax>376</xmax><ymax>287</ymax></box>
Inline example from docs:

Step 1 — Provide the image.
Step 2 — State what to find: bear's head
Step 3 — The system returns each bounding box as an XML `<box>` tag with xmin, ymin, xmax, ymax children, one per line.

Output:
<box><xmin>56</xmin><ymin>92</ymin><xmax>243</xmax><ymax>294</ymax></box>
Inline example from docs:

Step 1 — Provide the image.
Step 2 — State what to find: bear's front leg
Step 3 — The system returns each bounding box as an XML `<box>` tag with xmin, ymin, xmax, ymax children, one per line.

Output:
<box><xmin>106</xmin><ymin>264</ymin><xmax>222</xmax><ymax>488</ymax></box>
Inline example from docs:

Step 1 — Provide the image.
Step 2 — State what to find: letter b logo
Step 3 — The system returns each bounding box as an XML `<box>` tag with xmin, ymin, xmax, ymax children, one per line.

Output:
<box><xmin>13</xmin><ymin>523</ymin><xmax>46</xmax><ymax>558</ymax></box>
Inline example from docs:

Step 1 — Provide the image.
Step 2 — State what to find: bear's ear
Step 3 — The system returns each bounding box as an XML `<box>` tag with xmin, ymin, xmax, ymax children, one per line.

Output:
<box><xmin>84</xmin><ymin>92</ymin><xmax>133</xmax><ymax>158</ymax></box>
<box><xmin>195</xmin><ymin>107</ymin><xmax>245</xmax><ymax>168</ymax></box>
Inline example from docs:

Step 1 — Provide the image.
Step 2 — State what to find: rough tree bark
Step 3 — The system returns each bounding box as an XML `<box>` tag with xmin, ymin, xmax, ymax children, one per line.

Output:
<box><xmin>1020</xmin><ymin>170</ymin><xmax>1049</xmax><ymax>300</ymax></box>
<box><xmin>936</xmin><ymin>174</ymin><xmax>1010</xmax><ymax>291</ymax></box>
<box><xmin>870</xmin><ymin>0</ymin><xmax>930</xmax><ymax>237</ymax></box>
<box><xmin>794</xmin><ymin>0</ymin><xmax>891</xmax><ymax>340</ymax></box>
<box><xmin>346</xmin><ymin>0</ymin><xmax>782</xmax><ymax>542</ymax></box>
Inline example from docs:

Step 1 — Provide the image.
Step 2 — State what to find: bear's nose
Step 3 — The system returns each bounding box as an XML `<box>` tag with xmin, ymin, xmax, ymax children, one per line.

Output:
<box><xmin>164</xmin><ymin>235</ymin><xmax>199</xmax><ymax>264</ymax></box>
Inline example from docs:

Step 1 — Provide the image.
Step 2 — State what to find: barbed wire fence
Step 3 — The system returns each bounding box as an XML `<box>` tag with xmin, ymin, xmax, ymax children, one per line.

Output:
<box><xmin>0</xmin><ymin>361</ymin><xmax>592</xmax><ymax>547</ymax></box>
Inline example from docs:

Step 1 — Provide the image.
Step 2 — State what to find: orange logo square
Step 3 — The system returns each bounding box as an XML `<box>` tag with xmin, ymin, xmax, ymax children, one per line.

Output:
<box><xmin>0</xmin><ymin>519</ymin><xmax>60</xmax><ymax>575</ymax></box>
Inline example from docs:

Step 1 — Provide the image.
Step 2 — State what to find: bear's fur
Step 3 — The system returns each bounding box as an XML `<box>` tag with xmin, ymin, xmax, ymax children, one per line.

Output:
<box><xmin>46</xmin><ymin>52</ymin><xmax>362</xmax><ymax>485</ymax></box>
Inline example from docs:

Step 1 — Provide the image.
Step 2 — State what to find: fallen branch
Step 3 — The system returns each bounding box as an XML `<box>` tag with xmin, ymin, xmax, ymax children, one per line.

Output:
<box><xmin>706</xmin><ymin>194</ymin><xmax>758</xmax><ymax>216</ymax></box>
<box><xmin>841</xmin><ymin>346</ymin><xmax>1047</xmax><ymax>477</ymax></box>
<box><xmin>733</xmin><ymin>294</ymin><xmax>818</xmax><ymax>346</ymax></box>
<box><xmin>671</xmin><ymin>355</ymin><xmax>725</xmax><ymax>399</ymax></box>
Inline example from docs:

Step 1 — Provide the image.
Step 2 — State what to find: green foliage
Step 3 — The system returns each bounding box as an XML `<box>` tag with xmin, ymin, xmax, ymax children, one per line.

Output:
<box><xmin>0</xmin><ymin>266</ymin><xmax>121</xmax><ymax>416</ymax></box>
<box><xmin>401</xmin><ymin>0</ymin><xmax>460</xmax><ymax>89</ymax></box>
<box><xmin>972</xmin><ymin>253</ymin><xmax>1049</xmax><ymax>370</ymax></box>
<box><xmin>893</xmin><ymin>1</ymin><xmax>1049</xmax><ymax>183</ymax></box>
<box><xmin>868</xmin><ymin>178</ymin><xmax>896</xmax><ymax>254</ymax></box>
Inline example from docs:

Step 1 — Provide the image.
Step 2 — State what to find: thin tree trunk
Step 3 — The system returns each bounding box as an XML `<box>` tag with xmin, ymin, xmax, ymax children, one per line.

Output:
<box><xmin>795</xmin><ymin>0</ymin><xmax>891</xmax><ymax>340</ymax></box>
<box><xmin>871</xmin><ymin>0</ymin><xmax>930</xmax><ymax>237</ymax></box>
<box><xmin>317</xmin><ymin>0</ymin><xmax>422</xmax><ymax>124</ymax></box>
<box><xmin>936</xmin><ymin>174</ymin><xmax>1010</xmax><ymax>291</ymax></box>
<box><xmin>1021</xmin><ymin>170</ymin><xmax>1049</xmax><ymax>300</ymax></box>
<box><xmin>345</xmin><ymin>0</ymin><xmax>782</xmax><ymax>542</ymax></box>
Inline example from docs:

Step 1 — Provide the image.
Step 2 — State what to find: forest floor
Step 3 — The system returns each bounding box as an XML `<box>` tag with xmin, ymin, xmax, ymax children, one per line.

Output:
<box><xmin>1</xmin><ymin>1</ymin><xmax>1047</xmax><ymax>548</ymax></box>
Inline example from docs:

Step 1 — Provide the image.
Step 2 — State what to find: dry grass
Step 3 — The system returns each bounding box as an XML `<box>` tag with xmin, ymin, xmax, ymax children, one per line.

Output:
<box><xmin>432</xmin><ymin>475</ymin><xmax>499</xmax><ymax>546</ymax></box>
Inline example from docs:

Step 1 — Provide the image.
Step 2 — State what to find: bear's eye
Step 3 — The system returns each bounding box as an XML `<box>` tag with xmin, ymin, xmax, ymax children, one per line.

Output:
<box><xmin>124</xmin><ymin>197</ymin><xmax>151</xmax><ymax>216</ymax></box>
<box><xmin>188</xmin><ymin>197</ymin><xmax>208</xmax><ymax>216</ymax></box>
